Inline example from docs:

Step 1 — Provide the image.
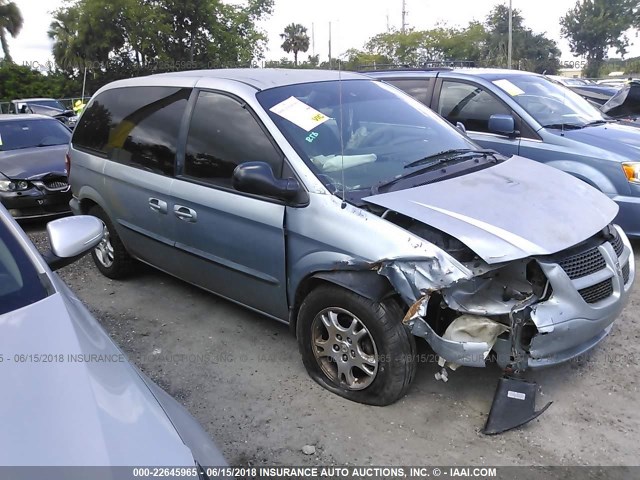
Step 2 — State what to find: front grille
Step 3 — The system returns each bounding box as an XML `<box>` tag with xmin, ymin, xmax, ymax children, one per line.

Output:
<box><xmin>43</xmin><ymin>178</ymin><xmax>68</xmax><ymax>190</ymax></box>
<box><xmin>578</xmin><ymin>279</ymin><xmax>614</xmax><ymax>304</ymax></box>
<box><xmin>622</xmin><ymin>262</ymin><xmax>630</xmax><ymax>284</ymax></box>
<box><xmin>610</xmin><ymin>229</ymin><xmax>624</xmax><ymax>257</ymax></box>
<box><xmin>558</xmin><ymin>246</ymin><xmax>606</xmax><ymax>279</ymax></box>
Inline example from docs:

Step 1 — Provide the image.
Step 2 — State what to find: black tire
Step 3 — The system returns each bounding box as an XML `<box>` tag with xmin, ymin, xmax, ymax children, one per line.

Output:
<box><xmin>297</xmin><ymin>284</ymin><xmax>416</xmax><ymax>406</ymax></box>
<box><xmin>89</xmin><ymin>205</ymin><xmax>134</xmax><ymax>279</ymax></box>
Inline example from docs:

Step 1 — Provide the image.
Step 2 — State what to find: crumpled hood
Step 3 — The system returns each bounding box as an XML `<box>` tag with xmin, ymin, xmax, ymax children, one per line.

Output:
<box><xmin>364</xmin><ymin>156</ymin><xmax>618</xmax><ymax>264</ymax></box>
<box><xmin>548</xmin><ymin>123</ymin><xmax>640</xmax><ymax>159</ymax></box>
<box><xmin>0</xmin><ymin>292</ymin><xmax>195</xmax><ymax>466</ymax></box>
<box><xmin>0</xmin><ymin>144</ymin><xmax>67</xmax><ymax>179</ymax></box>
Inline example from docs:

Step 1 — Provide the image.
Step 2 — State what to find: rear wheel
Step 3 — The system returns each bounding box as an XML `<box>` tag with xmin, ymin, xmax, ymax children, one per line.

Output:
<box><xmin>297</xmin><ymin>285</ymin><xmax>416</xmax><ymax>406</ymax></box>
<box><xmin>89</xmin><ymin>205</ymin><xmax>134</xmax><ymax>279</ymax></box>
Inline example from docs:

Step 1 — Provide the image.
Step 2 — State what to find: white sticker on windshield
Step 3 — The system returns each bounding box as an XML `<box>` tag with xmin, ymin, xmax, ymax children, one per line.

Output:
<box><xmin>0</xmin><ymin>134</ymin><xmax>2</xmax><ymax>146</ymax></box>
<box><xmin>269</xmin><ymin>96</ymin><xmax>330</xmax><ymax>131</ymax></box>
<box><xmin>493</xmin><ymin>79</ymin><xmax>525</xmax><ymax>96</ymax></box>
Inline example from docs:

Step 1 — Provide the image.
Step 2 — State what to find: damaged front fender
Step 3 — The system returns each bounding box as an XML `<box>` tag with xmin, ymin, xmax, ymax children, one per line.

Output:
<box><xmin>373</xmin><ymin>256</ymin><xmax>510</xmax><ymax>368</ymax></box>
<box><xmin>374</xmin><ymin>256</ymin><xmax>474</xmax><ymax>306</ymax></box>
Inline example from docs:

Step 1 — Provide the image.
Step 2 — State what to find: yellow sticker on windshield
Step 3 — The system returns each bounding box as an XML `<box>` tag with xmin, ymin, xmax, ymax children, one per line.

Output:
<box><xmin>493</xmin><ymin>79</ymin><xmax>525</xmax><ymax>96</ymax></box>
<box><xmin>270</xmin><ymin>96</ymin><xmax>330</xmax><ymax>131</ymax></box>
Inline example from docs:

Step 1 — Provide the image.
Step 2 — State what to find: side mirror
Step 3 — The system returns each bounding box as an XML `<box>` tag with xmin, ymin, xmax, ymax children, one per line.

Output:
<box><xmin>233</xmin><ymin>162</ymin><xmax>300</xmax><ymax>201</ymax></box>
<box><xmin>488</xmin><ymin>114</ymin><xmax>517</xmax><ymax>136</ymax></box>
<box><xmin>456</xmin><ymin>121</ymin><xmax>467</xmax><ymax>134</ymax></box>
<box><xmin>43</xmin><ymin>215</ymin><xmax>104</xmax><ymax>271</ymax></box>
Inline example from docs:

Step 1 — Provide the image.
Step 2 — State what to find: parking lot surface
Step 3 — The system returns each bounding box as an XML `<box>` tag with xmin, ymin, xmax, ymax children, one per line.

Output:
<box><xmin>25</xmin><ymin>222</ymin><xmax>640</xmax><ymax>468</ymax></box>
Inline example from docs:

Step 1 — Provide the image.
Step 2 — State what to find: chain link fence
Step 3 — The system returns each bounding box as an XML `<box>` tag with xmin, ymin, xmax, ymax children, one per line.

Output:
<box><xmin>0</xmin><ymin>97</ymin><xmax>89</xmax><ymax>114</ymax></box>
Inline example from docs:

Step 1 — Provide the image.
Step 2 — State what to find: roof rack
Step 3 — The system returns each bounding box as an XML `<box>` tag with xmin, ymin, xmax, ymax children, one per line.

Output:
<box><xmin>424</xmin><ymin>60</ymin><xmax>475</xmax><ymax>68</ymax></box>
<box><xmin>357</xmin><ymin>63</ymin><xmax>414</xmax><ymax>71</ymax></box>
<box><xmin>357</xmin><ymin>60</ymin><xmax>475</xmax><ymax>72</ymax></box>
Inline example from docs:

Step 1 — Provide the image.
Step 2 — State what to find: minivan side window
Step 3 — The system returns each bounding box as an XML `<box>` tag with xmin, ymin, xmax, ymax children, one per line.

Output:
<box><xmin>72</xmin><ymin>87</ymin><xmax>191</xmax><ymax>176</ymax></box>
<box><xmin>438</xmin><ymin>80</ymin><xmax>510</xmax><ymax>133</ymax></box>
<box><xmin>387</xmin><ymin>79</ymin><xmax>432</xmax><ymax>105</ymax></box>
<box><xmin>183</xmin><ymin>91</ymin><xmax>283</xmax><ymax>187</ymax></box>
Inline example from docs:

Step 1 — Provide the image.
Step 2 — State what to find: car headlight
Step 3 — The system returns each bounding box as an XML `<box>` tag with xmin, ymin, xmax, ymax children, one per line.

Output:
<box><xmin>622</xmin><ymin>162</ymin><xmax>640</xmax><ymax>184</ymax></box>
<box><xmin>0</xmin><ymin>180</ymin><xmax>30</xmax><ymax>192</ymax></box>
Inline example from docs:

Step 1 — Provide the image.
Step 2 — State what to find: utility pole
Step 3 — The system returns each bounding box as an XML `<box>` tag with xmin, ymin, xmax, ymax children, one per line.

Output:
<box><xmin>81</xmin><ymin>66</ymin><xmax>87</xmax><ymax>102</ymax></box>
<box><xmin>507</xmin><ymin>0</ymin><xmax>513</xmax><ymax>69</ymax></box>
<box><xmin>312</xmin><ymin>22</ymin><xmax>315</xmax><ymax>57</ymax></box>
<box><xmin>401</xmin><ymin>0</ymin><xmax>408</xmax><ymax>34</ymax></box>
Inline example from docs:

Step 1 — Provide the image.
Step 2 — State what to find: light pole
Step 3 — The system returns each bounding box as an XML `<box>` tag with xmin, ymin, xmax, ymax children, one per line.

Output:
<box><xmin>508</xmin><ymin>0</ymin><xmax>513</xmax><ymax>69</ymax></box>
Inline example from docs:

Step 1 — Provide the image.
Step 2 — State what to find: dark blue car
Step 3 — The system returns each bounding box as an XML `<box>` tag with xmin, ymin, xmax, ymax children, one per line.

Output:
<box><xmin>367</xmin><ymin>68</ymin><xmax>640</xmax><ymax>237</ymax></box>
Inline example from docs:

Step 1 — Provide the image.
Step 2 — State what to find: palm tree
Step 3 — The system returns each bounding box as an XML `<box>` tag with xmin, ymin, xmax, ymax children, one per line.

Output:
<box><xmin>0</xmin><ymin>0</ymin><xmax>23</xmax><ymax>62</ymax></box>
<box><xmin>280</xmin><ymin>23</ymin><xmax>310</xmax><ymax>66</ymax></box>
<box><xmin>48</xmin><ymin>7</ymin><xmax>84</xmax><ymax>72</ymax></box>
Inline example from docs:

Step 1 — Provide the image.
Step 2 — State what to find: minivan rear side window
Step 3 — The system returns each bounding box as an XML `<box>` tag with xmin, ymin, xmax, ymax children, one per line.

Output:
<box><xmin>387</xmin><ymin>78</ymin><xmax>433</xmax><ymax>105</ymax></box>
<box><xmin>72</xmin><ymin>87</ymin><xmax>191</xmax><ymax>176</ymax></box>
<box><xmin>183</xmin><ymin>91</ymin><xmax>283</xmax><ymax>187</ymax></box>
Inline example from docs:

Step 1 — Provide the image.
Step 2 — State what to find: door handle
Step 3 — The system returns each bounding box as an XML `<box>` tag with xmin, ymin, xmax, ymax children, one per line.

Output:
<box><xmin>149</xmin><ymin>197</ymin><xmax>168</xmax><ymax>214</ymax></box>
<box><xmin>174</xmin><ymin>205</ymin><xmax>198</xmax><ymax>222</ymax></box>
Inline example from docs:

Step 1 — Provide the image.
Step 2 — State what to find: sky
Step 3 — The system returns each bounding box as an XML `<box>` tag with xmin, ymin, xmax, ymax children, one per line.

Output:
<box><xmin>7</xmin><ymin>0</ymin><xmax>640</xmax><ymax>70</ymax></box>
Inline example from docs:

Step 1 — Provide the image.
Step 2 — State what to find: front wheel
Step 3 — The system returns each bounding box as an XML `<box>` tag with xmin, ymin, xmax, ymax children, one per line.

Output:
<box><xmin>297</xmin><ymin>285</ymin><xmax>416</xmax><ymax>406</ymax></box>
<box><xmin>89</xmin><ymin>205</ymin><xmax>134</xmax><ymax>279</ymax></box>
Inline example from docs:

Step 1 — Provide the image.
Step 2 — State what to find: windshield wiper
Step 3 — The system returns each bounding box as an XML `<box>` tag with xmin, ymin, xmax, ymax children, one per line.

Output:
<box><xmin>583</xmin><ymin>119</ymin><xmax>612</xmax><ymax>126</ymax></box>
<box><xmin>371</xmin><ymin>149</ymin><xmax>497</xmax><ymax>195</ymax></box>
<box><xmin>404</xmin><ymin>148</ymin><xmax>496</xmax><ymax>169</ymax></box>
<box><xmin>542</xmin><ymin>123</ymin><xmax>584</xmax><ymax>130</ymax></box>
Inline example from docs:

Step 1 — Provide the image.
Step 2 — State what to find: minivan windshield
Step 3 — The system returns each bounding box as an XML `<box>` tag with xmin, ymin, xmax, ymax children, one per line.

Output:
<box><xmin>492</xmin><ymin>75</ymin><xmax>607</xmax><ymax>128</ymax></box>
<box><xmin>258</xmin><ymin>80</ymin><xmax>482</xmax><ymax>197</ymax></box>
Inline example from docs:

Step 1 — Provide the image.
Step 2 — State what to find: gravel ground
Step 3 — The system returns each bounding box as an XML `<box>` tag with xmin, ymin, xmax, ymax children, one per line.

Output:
<box><xmin>23</xmin><ymin>220</ymin><xmax>640</xmax><ymax>470</ymax></box>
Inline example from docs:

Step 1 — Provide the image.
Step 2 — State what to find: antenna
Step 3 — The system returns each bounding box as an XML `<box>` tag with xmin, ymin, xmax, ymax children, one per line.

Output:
<box><xmin>338</xmin><ymin>59</ymin><xmax>346</xmax><ymax>209</ymax></box>
<box><xmin>328</xmin><ymin>22</ymin><xmax>332</xmax><ymax>68</ymax></box>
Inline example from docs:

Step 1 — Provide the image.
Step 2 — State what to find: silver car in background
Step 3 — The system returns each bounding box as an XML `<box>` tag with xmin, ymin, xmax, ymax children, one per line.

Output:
<box><xmin>0</xmin><ymin>204</ymin><xmax>227</xmax><ymax>470</ymax></box>
<box><xmin>68</xmin><ymin>69</ymin><xmax>634</xmax><ymax>432</ymax></box>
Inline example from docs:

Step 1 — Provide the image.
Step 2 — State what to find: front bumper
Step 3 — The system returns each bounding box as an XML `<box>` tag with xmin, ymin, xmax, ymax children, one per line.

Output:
<box><xmin>409</xmin><ymin>225</ymin><xmax>635</xmax><ymax>370</ymax></box>
<box><xmin>0</xmin><ymin>188</ymin><xmax>72</xmax><ymax>220</ymax></box>
<box><xmin>611</xmin><ymin>193</ymin><xmax>640</xmax><ymax>238</ymax></box>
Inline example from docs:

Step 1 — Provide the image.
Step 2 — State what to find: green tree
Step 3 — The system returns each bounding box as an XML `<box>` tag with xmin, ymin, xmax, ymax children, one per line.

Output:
<box><xmin>0</xmin><ymin>60</ymin><xmax>80</xmax><ymax>101</ymax></box>
<box><xmin>48</xmin><ymin>6</ymin><xmax>83</xmax><ymax>73</ymax></box>
<box><xmin>427</xmin><ymin>23</ymin><xmax>487</xmax><ymax>63</ymax></box>
<box><xmin>0</xmin><ymin>0</ymin><xmax>23</xmax><ymax>62</ymax></box>
<box><xmin>365</xmin><ymin>29</ymin><xmax>434</xmax><ymax>65</ymax></box>
<box><xmin>483</xmin><ymin>5</ymin><xmax>560</xmax><ymax>73</ymax></box>
<box><xmin>280</xmin><ymin>23</ymin><xmax>310</xmax><ymax>66</ymax></box>
<box><xmin>48</xmin><ymin>0</ymin><xmax>274</xmax><ymax>87</ymax></box>
<box><xmin>561</xmin><ymin>0</ymin><xmax>637</xmax><ymax>77</ymax></box>
<box><xmin>341</xmin><ymin>48</ymin><xmax>391</xmax><ymax>70</ymax></box>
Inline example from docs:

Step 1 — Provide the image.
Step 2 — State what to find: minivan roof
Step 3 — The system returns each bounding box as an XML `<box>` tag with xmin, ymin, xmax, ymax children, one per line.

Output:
<box><xmin>149</xmin><ymin>68</ymin><xmax>367</xmax><ymax>90</ymax></box>
<box><xmin>368</xmin><ymin>68</ymin><xmax>541</xmax><ymax>80</ymax></box>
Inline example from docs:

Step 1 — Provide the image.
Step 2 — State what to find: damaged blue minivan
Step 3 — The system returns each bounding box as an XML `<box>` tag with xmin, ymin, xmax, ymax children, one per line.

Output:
<box><xmin>367</xmin><ymin>68</ymin><xmax>640</xmax><ymax>238</ymax></box>
<box><xmin>68</xmin><ymin>69</ymin><xmax>634</xmax><ymax>433</ymax></box>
